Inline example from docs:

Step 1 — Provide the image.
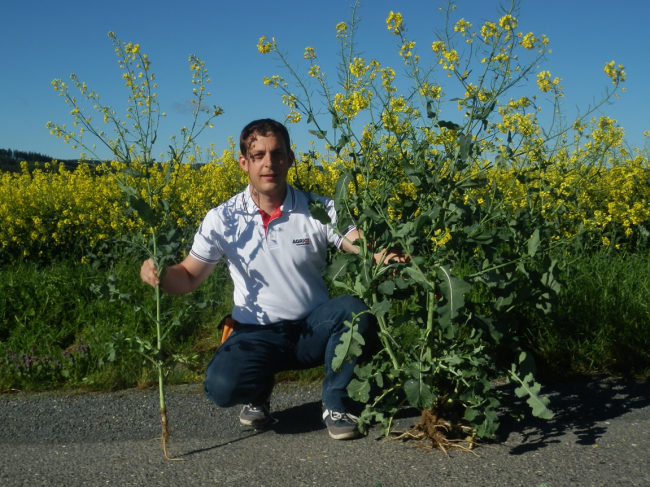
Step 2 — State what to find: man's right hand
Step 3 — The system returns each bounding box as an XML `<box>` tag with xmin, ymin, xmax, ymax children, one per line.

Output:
<box><xmin>139</xmin><ymin>254</ymin><xmax>216</xmax><ymax>295</ymax></box>
<box><xmin>140</xmin><ymin>258</ymin><xmax>161</xmax><ymax>288</ymax></box>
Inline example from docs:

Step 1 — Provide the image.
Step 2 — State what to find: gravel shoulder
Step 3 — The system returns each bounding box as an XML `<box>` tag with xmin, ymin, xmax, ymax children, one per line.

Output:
<box><xmin>1</xmin><ymin>377</ymin><xmax>649</xmax><ymax>486</ymax></box>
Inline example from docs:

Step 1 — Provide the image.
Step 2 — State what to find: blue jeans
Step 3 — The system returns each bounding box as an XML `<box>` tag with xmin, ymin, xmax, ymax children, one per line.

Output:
<box><xmin>203</xmin><ymin>295</ymin><xmax>372</xmax><ymax>412</ymax></box>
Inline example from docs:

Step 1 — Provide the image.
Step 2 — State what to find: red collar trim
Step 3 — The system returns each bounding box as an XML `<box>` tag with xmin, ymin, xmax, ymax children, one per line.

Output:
<box><xmin>260</xmin><ymin>207</ymin><xmax>282</xmax><ymax>235</ymax></box>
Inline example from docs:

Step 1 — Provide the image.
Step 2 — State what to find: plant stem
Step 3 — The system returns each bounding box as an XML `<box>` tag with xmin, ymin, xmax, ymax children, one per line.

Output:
<box><xmin>426</xmin><ymin>291</ymin><xmax>435</xmax><ymax>334</ymax></box>
<box><xmin>156</xmin><ymin>284</ymin><xmax>166</xmax><ymax>413</ymax></box>
<box><xmin>152</xmin><ymin>221</ymin><xmax>166</xmax><ymax>416</ymax></box>
<box><xmin>372</xmin><ymin>292</ymin><xmax>399</xmax><ymax>369</ymax></box>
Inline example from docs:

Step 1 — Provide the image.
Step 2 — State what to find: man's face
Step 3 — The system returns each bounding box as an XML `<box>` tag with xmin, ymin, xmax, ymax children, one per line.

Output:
<box><xmin>238</xmin><ymin>132</ymin><xmax>294</xmax><ymax>200</ymax></box>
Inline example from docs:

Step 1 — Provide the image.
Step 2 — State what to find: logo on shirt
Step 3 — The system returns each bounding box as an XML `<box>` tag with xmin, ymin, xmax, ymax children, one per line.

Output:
<box><xmin>292</xmin><ymin>238</ymin><xmax>311</xmax><ymax>246</ymax></box>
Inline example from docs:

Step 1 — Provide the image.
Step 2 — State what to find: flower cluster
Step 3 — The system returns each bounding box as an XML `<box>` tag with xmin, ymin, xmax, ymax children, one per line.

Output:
<box><xmin>257</xmin><ymin>36</ymin><xmax>276</xmax><ymax>54</ymax></box>
<box><xmin>386</xmin><ymin>11</ymin><xmax>403</xmax><ymax>35</ymax></box>
<box><xmin>604</xmin><ymin>61</ymin><xmax>626</xmax><ymax>85</ymax></box>
<box><xmin>536</xmin><ymin>71</ymin><xmax>562</xmax><ymax>93</ymax></box>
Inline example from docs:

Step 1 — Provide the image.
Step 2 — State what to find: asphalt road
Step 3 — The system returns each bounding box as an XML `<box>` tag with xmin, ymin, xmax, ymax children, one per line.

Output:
<box><xmin>1</xmin><ymin>377</ymin><xmax>649</xmax><ymax>486</ymax></box>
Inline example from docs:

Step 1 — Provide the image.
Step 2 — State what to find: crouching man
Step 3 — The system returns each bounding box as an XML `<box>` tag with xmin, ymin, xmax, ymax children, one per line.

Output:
<box><xmin>140</xmin><ymin>118</ymin><xmax>380</xmax><ymax>439</ymax></box>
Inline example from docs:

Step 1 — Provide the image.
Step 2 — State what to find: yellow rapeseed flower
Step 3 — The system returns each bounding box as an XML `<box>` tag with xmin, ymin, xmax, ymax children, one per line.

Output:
<box><xmin>304</xmin><ymin>47</ymin><xmax>316</xmax><ymax>60</ymax></box>
<box><xmin>386</xmin><ymin>12</ymin><xmax>403</xmax><ymax>35</ymax></box>
<box><xmin>454</xmin><ymin>18</ymin><xmax>472</xmax><ymax>36</ymax></box>
<box><xmin>257</xmin><ymin>36</ymin><xmax>275</xmax><ymax>54</ymax></box>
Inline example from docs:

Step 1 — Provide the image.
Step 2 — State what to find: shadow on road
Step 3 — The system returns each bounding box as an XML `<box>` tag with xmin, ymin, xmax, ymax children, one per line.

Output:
<box><xmin>181</xmin><ymin>429</ymin><xmax>267</xmax><ymax>457</ymax></box>
<box><xmin>268</xmin><ymin>399</ymin><xmax>422</xmax><ymax>436</ymax></box>
<box><xmin>497</xmin><ymin>377</ymin><xmax>650</xmax><ymax>454</ymax></box>
<box><xmin>182</xmin><ymin>400</ymin><xmax>333</xmax><ymax>457</ymax></box>
<box><xmin>270</xmin><ymin>401</ymin><xmax>324</xmax><ymax>435</ymax></box>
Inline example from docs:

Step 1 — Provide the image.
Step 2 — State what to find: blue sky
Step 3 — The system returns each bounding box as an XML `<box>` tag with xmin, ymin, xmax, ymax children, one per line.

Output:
<box><xmin>1</xmin><ymin>0</ymin><xmax>648</xmax><ymax>161</ymax></box>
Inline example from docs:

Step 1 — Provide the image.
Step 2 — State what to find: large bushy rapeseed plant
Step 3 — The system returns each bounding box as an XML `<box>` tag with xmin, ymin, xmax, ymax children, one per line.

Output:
<box><xmin>254</xmin><ymin>0</ymin><xmax>645</xmax><ymax>451</ymax></box>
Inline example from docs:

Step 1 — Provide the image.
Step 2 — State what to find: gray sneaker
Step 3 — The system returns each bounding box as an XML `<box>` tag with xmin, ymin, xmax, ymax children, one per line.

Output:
<box><xmin>240</xmin><ymin>402</ymin><xmax>273</xmax><ymax>427</ymax></box>
<box><xmin>322</xmin><ymin>407</ymin><xmax>359</xmax><ymax>440</ymax></box>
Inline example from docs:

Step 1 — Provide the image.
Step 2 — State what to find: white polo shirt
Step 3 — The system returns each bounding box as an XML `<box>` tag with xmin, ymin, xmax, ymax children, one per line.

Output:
<box><xmin>190</xmin><ymin>184</ymin><xmax>354</xmax><ymax>325</ymax></box>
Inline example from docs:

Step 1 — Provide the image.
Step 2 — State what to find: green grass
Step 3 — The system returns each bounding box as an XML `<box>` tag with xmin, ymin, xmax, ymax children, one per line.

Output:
<box><xmin>0</xmin><ymin>256</ymin><xmax>233</xmax><ymax>391</ymax></box>
<box><xmin>2</xmin><ymin>250</ymin><xmax>649</xmax><ymax>392</ymax></box>
<box><xmin>524</xmin><ymin>250</ymin><xmax>650</xmax><ymax>378</ymax></box>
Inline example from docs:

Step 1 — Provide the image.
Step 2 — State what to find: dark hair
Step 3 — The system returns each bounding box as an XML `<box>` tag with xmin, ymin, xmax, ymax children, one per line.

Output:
<box><xmin>239</xmin><ymin>119</ymin><xmax>291</xmax><ymax>157</ymax></box>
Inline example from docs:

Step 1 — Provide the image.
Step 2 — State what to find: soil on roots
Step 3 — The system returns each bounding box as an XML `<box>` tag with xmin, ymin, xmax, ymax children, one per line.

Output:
<box><xmin>160</xmin><ymin>408</ymin><xmax>181</xmax><ymax>461</ymax></box>
<box><xmin>390</xmin><ymin>409</ymin><xmax>476</xmax><ymax>455</ymax></box>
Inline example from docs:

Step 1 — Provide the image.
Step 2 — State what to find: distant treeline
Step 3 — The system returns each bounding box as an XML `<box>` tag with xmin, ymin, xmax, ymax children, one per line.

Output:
<box><xmin>0</xmin><ymin>149</ymin><xmax>100</xmax><ymax>173</ymax></box>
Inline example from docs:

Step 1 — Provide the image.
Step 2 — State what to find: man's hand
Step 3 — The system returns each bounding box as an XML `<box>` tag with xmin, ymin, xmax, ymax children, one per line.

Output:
<box><xmin>340</xmin><ymin>229</ymin><xmax>409</xmax><ymax>268</ymax></box>
<box><xmin>140</xmin><ymin>258</ymin><xmax>161</xmax><ymax>288</ymax></box>
<box><xmin>373</xmin><ymin>247</ymin><xmax>409</xmax><ymax>267</ymax></box>
<box><xmin>140</xmin><ymin>255</ymin><xmax>216</xmax><ymax>295</ymax></box>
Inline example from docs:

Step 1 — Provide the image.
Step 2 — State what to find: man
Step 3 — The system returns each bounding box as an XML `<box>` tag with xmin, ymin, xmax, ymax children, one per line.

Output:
<box><xmin>140</xmin><ymin>119</ymin><xmax>383</xmax><ymax>440</ymax></box>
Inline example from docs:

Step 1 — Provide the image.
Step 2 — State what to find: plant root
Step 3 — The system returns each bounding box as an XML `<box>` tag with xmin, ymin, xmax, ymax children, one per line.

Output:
<box><xmin>160</xmin><ymin>408</ymin><xmax>182</xmax><ymax>461</ymax></box>
<box><xmin>389</xmin><ymin>410</ymin><xmax>478</xmax><ymax>456</ymax></box>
